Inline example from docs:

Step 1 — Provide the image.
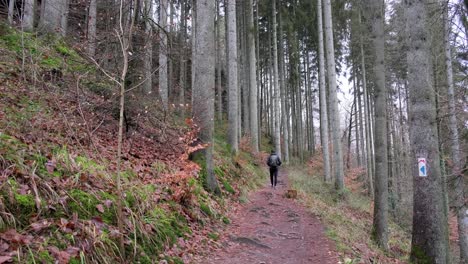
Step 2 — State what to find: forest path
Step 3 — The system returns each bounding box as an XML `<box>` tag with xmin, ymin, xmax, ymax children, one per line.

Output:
<box><xmin>194</xmin><ymin>169</ymin><xmax>339</xmax><ymax>264</ymax></box>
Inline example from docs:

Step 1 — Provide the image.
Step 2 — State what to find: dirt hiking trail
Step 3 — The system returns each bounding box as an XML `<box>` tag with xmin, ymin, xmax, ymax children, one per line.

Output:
<box><xmin>195</xmin><ymin>170</ymin><xmax>340</xmax><ymax>264</ymax></box>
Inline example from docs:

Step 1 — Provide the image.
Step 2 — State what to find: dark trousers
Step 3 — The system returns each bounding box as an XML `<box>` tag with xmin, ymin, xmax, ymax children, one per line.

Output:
<box><xmin>269</xmin><ymin>167</ymin><xmax>278</xmax><ymax>186</ymax></box>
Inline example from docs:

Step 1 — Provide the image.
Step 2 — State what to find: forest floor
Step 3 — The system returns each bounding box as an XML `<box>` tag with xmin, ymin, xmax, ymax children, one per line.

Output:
<box><xmin>193</xmin><ymin>169</ymin><xmax>340</xmax><ymax>264</ymax></box>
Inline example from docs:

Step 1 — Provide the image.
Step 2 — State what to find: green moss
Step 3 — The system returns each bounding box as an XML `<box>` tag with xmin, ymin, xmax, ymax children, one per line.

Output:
<box><xmin>222</xmin><ymin>216</ymin><xmax>231</xmax><ymax>224</ymax></box>
<box><xmin>14</xmin><ymin>193</ymin><xmax>35</xmax><ymax>210</ymax></box>
<box><xmin>75</xmin><ymin>155</ymin><xmax>105</xmax><ymax>173</ymax></box>
<box><xmin>410</xmin><ymin>246</ymin><xmax>432</xmax><ymax>264</ymax></box>
<box><xmin>86</xmin><ymin>81</ymin><xmax>114</xmax><ymax>98</ymax></box>
<box><xmin>55</xmin><ymin>41</ymin><xmax>74</xmax><ymax>56</ymax></box>
<box><xmin>208</xmin><ymin>232</ymin><xmax>219</xmax><ymax>241</ymax></box>
<box><xmin>68</xmin><ymin>189</ymin><xmax>116</xmax><ymax>224</ymax></box>
<box><xmin>41</xmin><ymin>57</ymin><xmax>62</xmax><ymax>68</ymax></box>
<box><xmin>199</xmin><ymin>202</ymin><xmax>213</xmax><ymax>217</ymax></box>
<box><xmin>143</xmin><ymin>207</ymin><xmax>190</xmax><ymax>251</ymax></box>
<box><xmin>37</xmin><ymin>251</ymin><xmax>54</xmax><ymax>263</ymax></box>
<box><xmin>164</xmin><ymin>256</ymin><xmax>184</xmax><ymax>264</ymax></box>
<box><xmin>69</xmin><ymin>258</ymin><xmax>81</xmax><ymax>264</ymax></box>
<box><xmin>221</xmin><ymin>179</ymin><xmax>235</xmax><ymax>194</ymax></box>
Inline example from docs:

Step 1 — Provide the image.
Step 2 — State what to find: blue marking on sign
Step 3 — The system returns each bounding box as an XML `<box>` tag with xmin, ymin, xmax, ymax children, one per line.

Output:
<box><xmin>420</xmin><ymin>166</ymin><xmax>426</xmax><ymax>176</ymax></box>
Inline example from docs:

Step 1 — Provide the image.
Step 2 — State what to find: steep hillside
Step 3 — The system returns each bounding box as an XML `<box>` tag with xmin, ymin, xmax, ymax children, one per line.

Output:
<box><xmin>0</xmin><ymin>23</ymin><xmax>267</xmax><ymax>263</ymax></box>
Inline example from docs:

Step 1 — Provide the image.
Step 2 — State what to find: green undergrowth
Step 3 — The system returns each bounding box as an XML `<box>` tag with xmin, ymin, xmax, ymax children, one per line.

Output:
<box><xmin>288</xmin><ymin>165</ymin><xmax>411</xmax><ymax>263</ymax></box>
<box><xmin>0</xmin><ymin>22</ymin><xmax>106</xmax><ymax>90</ymax></box>
<box><xmin>0</xmin><ymin>24</ymin><xmax>268</xmax><ymax>263</ymax></box>
<box><xmin>0</xmin><ymin>128</ymin><xmax>266</xmax><ymax>262</ymax></box>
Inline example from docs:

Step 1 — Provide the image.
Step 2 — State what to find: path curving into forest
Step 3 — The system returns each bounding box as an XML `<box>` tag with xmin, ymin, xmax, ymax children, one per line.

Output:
<box><xmin>194</xmin><ymin>170</ymin><xmax>339</xmax><ymax>264</ymax></box>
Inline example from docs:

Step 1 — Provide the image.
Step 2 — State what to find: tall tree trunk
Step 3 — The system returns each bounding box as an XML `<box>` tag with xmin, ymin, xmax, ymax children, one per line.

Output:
<box><xmin>239</xmin><ymin>0</ymin><xmax>250</xmax><ymax>135</ymax></box>
<box><xmin>193</xmin><ymin>0</ymin><xmax>220</xmax><ymax>194</ymax></box>
<box><xmin>60</xmin><ymin>0</ymin><xmax>69</xmax><ymax>37</ymax></box>
<box><xmin>444</xmin><ymin>3</ymin><xmax>468</xmax><ymax>261</ymax></box>
<box><xmin>8</xmin><ymin>0</ymin><xmax>15</xmax><ymax>24</ymax></box>
<box><xmin>365</xmin><ymin>0</ymin><xmax>389</xmax><ymax>250</ymax></box>
<box><xmin>323</xmin><ymin>0</ymin><xmax>344</xmax><ymax>190</ymax></box>
<box><xmin>246</xmin><ymin>0</ymin><xmax>259</xmax><ymax>152</ymax></box>
<box><xmin>22</xmin><ymin>0</ymin><xmax>35</xmax><ymax>31</ymax></box>
<box><xmin>160</xmin><ymin>0</ymin><xmax>168</xmax><ymax>109</ymax></box>
<box><xmin>39</xmin><ymin>0</ymin><xmax>69</xmax><ymax>35</ymax></box>
<box><xmin>278</xmin><ymin>9</ymin><xmax>289</xmax><ymax>164</ymax></box>
<box><xmin>359</xmin><ymin>9</ymin><xmax>374</xmax><ymax>197</ymax></box>
<box><xmin>317</xmin><ymin>0</ymin><xmax>331</xmax><ymax>181</ymax></box>
<box><xmin>179</xmin><ymin>0</ymin><xmax>187</xmax><ymax>116</ymax></box>
<box><xmin>142</xmin><ymin>0</ymin><xmax>153</xmax><ymax>94</ymax></box>
<box><xmin>272</xmin><ymin>0</ymin><xmax>281</xmax><ymax>157</ymax></box>
<box><xmin>88</xmin><ymin>0</ymin><xmax>97</xmax><ymax>57</ymax></box>
<box><xmin>353</xmin><ymin>74</ymin><xmax>361</xmax><ymax>167</ymax></box>
<box><xmin>226</xmin><ymin>0</ymin><xmax>239</xmax><ymax>153</ymax></box>
<box><xmin>356</xmin><ymin>73</ymin><xmax>365</xmax><ymax>168</ymax></box>
<box><xmin>406</xmin><ymin>0</ymin><xmax>450</xmax><ymax>262</ymax></box>
<box><xmin>168</xmin><ymin>2</ymin><xmax>174</xmax><ymax>102</ymax></box>
<box><xmin>216</xmin><ymin>0</ymin><xmax>223</xmax><ymax>120</ymax></box>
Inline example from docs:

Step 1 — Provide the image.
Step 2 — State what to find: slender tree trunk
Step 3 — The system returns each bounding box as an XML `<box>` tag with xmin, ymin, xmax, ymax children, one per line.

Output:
<box><xmin>444</xmin><ymin>3</ymin><xmax>468</xmax><ymax>261</ymax></box>
<box><xmin>239</xmin><ymin>0</ymin><xmax>250</xmax><ymax>135</ymax></box>
<box><xmin>179</xmin><ymin>0</ymin><xmax>187</xmax><ymax>116</ymax></box>
<box><xmin>226</xmin><ymin>0</ymin><xmax>239</xmax><ymax>153</ymax></box>
<box><xmin>193</xmin><ymin>0</ymin><xmax>220</xmax><ymax>194</ymax></box>
<box><xmin>359</xmin><ymin>9</ymin><xmax>374</xmax><ymax>197</ymax></box>
<box><xmin>168</xmin><ymin>2</ymin><xmax>174</xmax><ymax>102</ymax></box>
<box><xmin>406</xmin><ymin>0</ymin><xmax>450</xmax><ymax>262</ymax></box>
<box><xmin>216</xmin><ymin>0</ymin><xmax>223</xmax><ymax>120</ymax></box>
<box><xmin>246</xmin><ymin>0</ymin><xmax>259</xmax><ymax>152</ymax></box>
<box><xmin>8</xmin><ymin>0</ymin><xmax>15</xmax><ymax>24</ymax></box>
<box><xmin>317</xmin><ymin>0</ymin><xmax>331</xmax><ymax>181</ymax></box>
<box><xmin>22</xmin><ymin>0</ymin><xmax>35</xmax><ymax>31</ymax></box>
<box><xmin>323</xmin><ymin>0</ymin><xmax>344</xmax><ymax>190</ymax></box>
<box><xmin>160</xmin><ymin>0</ymin><xmax>168</xmax><ymax>109</ymax></box>
<box><xmin>365</xmin><ymin>0</ymin><xmax>389</xmax><ymax>250</ymax></box>
<box><xmin>356</xmin><ymin>73</ymin><xmax>365</xmax><ymax>168</ymax></box>
<box><xmin>140</xmin><ymin>0</ymin><xmax>153</xmax><ymax>95</ymax></box>
<box><xmin>60</xmin><ymin>0</ymin><xmax>69</xmax><ymax>37</ymax></box>
<box><xmin>272</xmin><ymin>0</ymin><xmax>281</xmax><ymax>157</ymax></box>
<box><xmin>115</xmin><ymin>0</ymin><xmax>135</xmax><ymax>256</ymax></box>
<box><xmin>87</xmin><ymin>0</ymin><xmax>97</xmax><ymax>57</ymax></box>
<box><xmin>353</xmin><ymin>74</ymin><xmax>361</xmax><ymax>167</ymax></box>
<box><xmin>278</xmin><ymin>10</ymin><xmax>289</xmax><ymax>164</ymax></box>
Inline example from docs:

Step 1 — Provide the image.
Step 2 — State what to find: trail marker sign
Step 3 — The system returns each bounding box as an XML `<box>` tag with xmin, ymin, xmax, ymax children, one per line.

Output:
<box><xmin>418</xmin><ymin>158</ymin><xmax>427</xmax><ymax>177</ymax></box>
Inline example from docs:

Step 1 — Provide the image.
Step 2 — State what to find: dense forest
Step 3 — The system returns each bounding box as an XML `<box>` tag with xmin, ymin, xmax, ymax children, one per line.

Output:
<box><xmin>0</xmin><ymin>0</ymin><xmax>467</xmax><ymax>263</ymax></box>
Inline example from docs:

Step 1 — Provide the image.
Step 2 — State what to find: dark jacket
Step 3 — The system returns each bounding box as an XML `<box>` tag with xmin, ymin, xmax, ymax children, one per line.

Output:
<box><xmin>267</xmin><ymin>153</ymin><xmax>282</xmax><ymax>167</ymax></box>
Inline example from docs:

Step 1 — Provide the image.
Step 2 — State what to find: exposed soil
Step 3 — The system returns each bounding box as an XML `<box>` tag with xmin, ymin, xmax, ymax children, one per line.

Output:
<box><xmin>194</xmin><ymin>169</ymin><xmax>340</xmax><ymax>264</ymax></box>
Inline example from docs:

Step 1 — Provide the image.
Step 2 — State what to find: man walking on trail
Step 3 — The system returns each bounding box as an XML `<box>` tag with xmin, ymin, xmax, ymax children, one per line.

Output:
<box><xmin>267</xmin><ymin>150</ymin><xmax>282</xmax><ymax>189</ymax></box>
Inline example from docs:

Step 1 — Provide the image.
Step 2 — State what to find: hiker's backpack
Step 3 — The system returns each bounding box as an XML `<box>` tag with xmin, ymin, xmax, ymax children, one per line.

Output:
<box><xmin>267</xmin><ymin>154</ymin><xmax>281</xmax><ymax>167</ymax></box>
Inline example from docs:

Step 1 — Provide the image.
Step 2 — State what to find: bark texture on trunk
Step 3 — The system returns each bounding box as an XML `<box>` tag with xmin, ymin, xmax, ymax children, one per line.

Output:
<box><xmin>406</xmin><ymin>0</ymin><xmax>450</xmax><ymax>262</ymax></box>
<box><xmin>193</xmin><ymin>0</ymin><xmax>220</xmax><ymax>194</ymax></box>
<box><xmin>278</xmin><ymin>11</ymin><xmax>289</xmax><ymax>164</ymax></box>
<box><xmin>323</xmin><ymin>0</ymin><xmax>344</xmax><ymax>190</ymax></box>
<box><xmin>8</xmin><ymin>0</ymin><xmax>15</xmax><ymax>24</ymax></box>
<box><xmin>317</xmin><ymin>0</ymin><xmax>331</xmax><ymax>182</ymax></box>
<box><xmin>39</xmin><ymin>0</ymin><xmax>69</xmax><ymax>35</ymax></box>
<box><xmin>365</xmin><ymin>0</ymin><xmax>389</xmax><ymax>250</ymax></box>
<box><xmin>22</xmin><ymin>0</ymin><xmax>35</xmax><ymax>31</ymax></box>
<box><xmin>246</xmin><ymin>0</ymin><xmax>259</xmax><ymax>152</ymax></box>
<box><xmin>272</xmin><ymin>0</ymin><xmax>281</xmax><ymax>157</ymax></box>
<box><xmin>142</xmin><ymin>0</ymin><xmax>153</xmax><ymax>94</ymax></box>
<box><xmin>159</xmin><ymin>0</ymin><xmax>168</xmax><ymax>109</ymax></box>
<box><xmin>226</xmin><ymin>0</ymin><xmax>239</xmax><ymax>153</ymax></box>
<box><xmin>88</xmin><ymin>0</ymin><xmax>97</xmax><ymax>57</ymax></box>
<box><xmin>444</xmin><ymin>3</ymin><xmax>468</xmax><ymax>262</ymax></box>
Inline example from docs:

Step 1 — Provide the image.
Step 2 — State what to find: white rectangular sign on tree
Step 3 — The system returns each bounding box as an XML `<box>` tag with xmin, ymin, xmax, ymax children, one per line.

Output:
<box><xmin>418</xmin><ymin>158</ymin><xmax>427</xmax><ymax>177</ymax></box>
